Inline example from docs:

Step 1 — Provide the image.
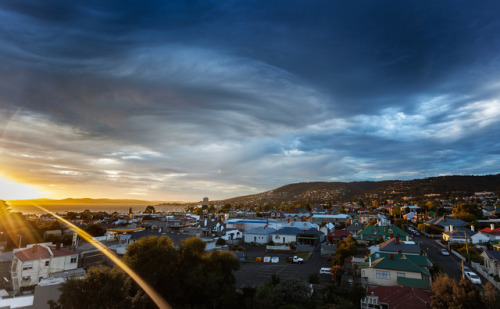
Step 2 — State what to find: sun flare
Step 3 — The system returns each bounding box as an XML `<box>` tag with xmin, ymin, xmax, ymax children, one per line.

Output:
<box><xmin>0</xmin><ymin>176</ymin><xmax>44</xmax><ymax>200</ymax></box>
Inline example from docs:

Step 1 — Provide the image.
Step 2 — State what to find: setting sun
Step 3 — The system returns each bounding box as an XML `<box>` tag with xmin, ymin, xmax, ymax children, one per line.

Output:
<box><xmin>0</xmin><ymin>176</ymin><xmax>44</xmax><ymax>200</ymax></box>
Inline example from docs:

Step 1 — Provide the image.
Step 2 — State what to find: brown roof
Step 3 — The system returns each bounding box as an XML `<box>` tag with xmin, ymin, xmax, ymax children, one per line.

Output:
<box><xmin>366</xmin><ymin>285</ymin><xmax>431</xmax><ymax>309</ymax></box>
<box><xmin>14</xmin><ymin>245</ymin><xmax>76</xmax><ymax>262</ymax></box>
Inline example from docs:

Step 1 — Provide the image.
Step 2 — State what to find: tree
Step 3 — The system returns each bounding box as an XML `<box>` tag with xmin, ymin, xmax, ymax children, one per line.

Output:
<box><xmin>57</xmin><ymin>266</ymin><xmax>137</xmax><ymax>308</ymax></box>
<box><xmin>143</xmin><ymin>205</ymin><xmax>156</xmax><ymax>214</ymax></box>
<box><xmin>83</xmin><ymin>223</ymin><xmax>106</xmax><ymax>237</ymax></box>
<box><xmin>482</xmin><ymin>282</ymin><xmax>500</xmax><ymax>309</ymax></box>
<box><xmin>56</xmin><ymin>235</ymin><xmax>240</xmax><ymax>308</ymax></box>
<box><xmin>272</xmin><ymin>278</ymin><xmax>312</xmax><ymax>308</ymax></box>
<box><xmin>431</xmin><ymin>276</ymin><xmax>484</xmax><ymax>309</ymax></box>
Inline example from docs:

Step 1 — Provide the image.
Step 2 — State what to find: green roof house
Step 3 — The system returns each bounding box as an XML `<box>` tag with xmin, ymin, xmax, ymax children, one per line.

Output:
<box><xmin>357</xmin><ymin>225</ymin><xmax>410</xmax><ymax>242</ymax></box>
<box><xmin>360</xmin><ymin>252</ymin><xmax>432</xmax><ymax>289</ymax></box>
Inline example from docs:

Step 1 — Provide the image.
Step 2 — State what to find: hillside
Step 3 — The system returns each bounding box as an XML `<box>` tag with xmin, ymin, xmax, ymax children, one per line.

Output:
<box><xmin>223</xmin><ymin>174</ymin><xmax>500</xmax><ymax>205</ymax></box>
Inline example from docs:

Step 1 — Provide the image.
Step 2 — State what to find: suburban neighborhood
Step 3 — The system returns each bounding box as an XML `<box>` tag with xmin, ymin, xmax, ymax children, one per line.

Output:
<box><xmin>1</xmin><ymin>185</ymin><xmax>500</xmax><ymax>308</ymax></box>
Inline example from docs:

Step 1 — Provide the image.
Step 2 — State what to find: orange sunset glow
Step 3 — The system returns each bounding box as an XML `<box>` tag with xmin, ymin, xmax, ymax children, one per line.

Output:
<box><xmin>0</xmin><ymin>176</ymin><xmax>44</xmax><ymax>200</ymax></box>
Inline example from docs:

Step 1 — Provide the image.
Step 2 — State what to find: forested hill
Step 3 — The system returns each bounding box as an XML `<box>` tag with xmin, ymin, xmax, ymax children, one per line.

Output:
<box><xmin>223</xmin><ymin>174</ymin><xmax>500</xmax><ymax>205</ymax></box>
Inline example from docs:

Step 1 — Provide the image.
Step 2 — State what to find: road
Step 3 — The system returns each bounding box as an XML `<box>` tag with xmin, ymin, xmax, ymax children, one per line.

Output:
<box><xmin>417</xmin><ymin>236</ymin><xmax>486</xmax><ymax>286</ymax></box>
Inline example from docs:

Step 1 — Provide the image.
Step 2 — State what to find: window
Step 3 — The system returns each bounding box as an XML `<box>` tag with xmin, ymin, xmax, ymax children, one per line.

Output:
<box><xmin>397</xmin><ymin>272</ymin><xmax>405</xmax><ymax>278</ymax></box>
<box><xmin>70</xmin><ymin>256</ymin><xmax>77</xmax><ymax>263</ymax></box>
<box><xmin>376</xmin><ymin>270</ymin><xmax>390</xmax><ymax>279</ymax></box>
<box><xmin>22</xmin><ymin>276</ymin><xmax>30</xmax><ymax>281</ymax></box>
<box><xmin>45</xmin><ymin>261</ymin><xmax>49</xmax><ymax>267</ymax></box>
<box><xmin>22</xmin><ymin>262</ymin><xmax>33</xmax><ymax>270</ymax></box>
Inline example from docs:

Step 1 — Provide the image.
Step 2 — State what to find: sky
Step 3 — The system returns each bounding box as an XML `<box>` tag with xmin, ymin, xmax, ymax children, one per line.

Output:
<box><xmin>0</xmin><ymin>0</ymin><xmax>499</xmax><ymax>202</ymax></box>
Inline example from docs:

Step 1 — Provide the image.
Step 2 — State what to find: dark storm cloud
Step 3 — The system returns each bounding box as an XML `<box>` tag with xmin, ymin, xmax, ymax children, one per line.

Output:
<box><xmin>0</xmin><ymin>0</ymin><xmax>499</xmax><ymax>200</ymax></box>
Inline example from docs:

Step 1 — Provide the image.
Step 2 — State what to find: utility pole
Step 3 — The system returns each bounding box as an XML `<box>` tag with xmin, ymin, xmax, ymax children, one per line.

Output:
<box><xmin>18</xmin><ymin>235</ymin><xmax>22</xmax><ymax>248</ymax></box>
<box><xmin>464</xmin><ymin>231</ymin><xmax>470</xmax><ymax>262</ymax></box>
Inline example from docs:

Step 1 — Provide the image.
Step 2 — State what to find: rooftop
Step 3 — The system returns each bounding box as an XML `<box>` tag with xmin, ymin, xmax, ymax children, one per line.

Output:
<box><xmin>14</xmin><ymin>245</ymin><xmax>76</xmax><ymax>262</ymax></box>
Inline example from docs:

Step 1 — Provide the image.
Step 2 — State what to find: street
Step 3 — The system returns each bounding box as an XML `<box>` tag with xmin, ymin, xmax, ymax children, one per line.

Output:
<box><xmin>417</xmin><ymin>237</ymin><xmax>486</xmax><ymax>286</ymax></box>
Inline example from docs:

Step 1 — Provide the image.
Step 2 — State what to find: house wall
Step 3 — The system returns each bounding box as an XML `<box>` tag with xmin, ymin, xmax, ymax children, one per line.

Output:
<box><xmin>271</xmin><ymin>234</ymin><xmax>297</xmax><ymax>244</ymax></box>
<box><xmin>471</xmin><ymin>234</ymin><xmax>490</xmax><ymax>244</ymax></box>
<box><xmin>244</xmin><ymin>233</ymin><xmax>269</xmax><ymax>244</ymax></box>
<box><xmin>14</xmin><ymin>254</ymin><xmax>78</xmax><ymax>289</ymax></box>
<box><xmin>361</xmin><ymin>267</ymin><xmax>422</xmax><ymax>286</ymax></box>
<box><xmin>482</xmin><ymin>253</ymin><xmax>500</xmax><ymax>276</ymax></box>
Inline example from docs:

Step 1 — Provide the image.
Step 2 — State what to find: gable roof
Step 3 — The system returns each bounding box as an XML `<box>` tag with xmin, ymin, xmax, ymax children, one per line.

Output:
<box><xmin>483</xmin><ymin>250</ymin><xmax>500</xmax><ymax>262</ymax></box>
<box><xmin>443</xmin><ymin>227</ymin><xmax>476</xmax><ymax>238</ymax></box>
<box><xmin>425</xmin><ymin>217</ymin><xmax>466</xmax><ymax>227</ymax></box>
<box><xmin>361</xmin><ymin>252</ymin><xmax>431</xmax><ymax>276</ymax></box>
<box><xmin>366</xmin><ymin>285</ymin><xmax>432</xmax><ymax>309</ymax></box>
<box><xmin>271</xmin><ymin>227</ymin><xmax>302</xmax><ymax>236</ymax></box>
<box><xmin>14</xmin><ymin>245</ymin><xmax>75</xmax><ymax>262</ymax></box>
<box><xmin>358</xmin><ymin>225</ymin><xmax>409</xmax><ymax>238</ymax></box>
<box><xmin>479</xmin><ymin>227</ymin><xmax>500</xmax><ymax>236</ymax></box>
<box><xmin>245</xmin><ymin>227</ymin><xmax>277</xmax><ymax>235</ymax></box>
<box><xmin>378</xmin><ymin>238</ymin><xmax>421</xmax><ymax>255</ymax></box>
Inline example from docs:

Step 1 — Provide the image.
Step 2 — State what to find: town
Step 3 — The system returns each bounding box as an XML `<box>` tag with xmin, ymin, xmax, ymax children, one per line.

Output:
<box><xmin>0</xmin><ymin>188</ymin><xmax>500</xmax><ymax>308</ymax></box>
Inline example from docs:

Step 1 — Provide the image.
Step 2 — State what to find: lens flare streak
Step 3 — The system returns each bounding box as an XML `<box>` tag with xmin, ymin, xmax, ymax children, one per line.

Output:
<box><xmin>30</xmin><ymin>203</ymin><xmax>171</xmax><ymax>309</ymax></box>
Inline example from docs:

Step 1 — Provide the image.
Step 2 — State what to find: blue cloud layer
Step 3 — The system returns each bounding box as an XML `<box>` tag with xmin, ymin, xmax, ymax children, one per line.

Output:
<box><xmin>0</xmin><ymin>0</ymin><xmax>499</xmax><ymax>200</ymax></box>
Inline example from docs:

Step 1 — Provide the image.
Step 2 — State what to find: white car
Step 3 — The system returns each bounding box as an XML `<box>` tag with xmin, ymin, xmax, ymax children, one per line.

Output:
<box><xmin>440</xmin><ymin>248</ymin><xmax>450</xmax><ymax>256</ymax></box>
<box><xmin>463</xmin><ymin>266</ymin><xmax>472</xmax><ymax>273</ymax></box>
<box><xmin>319</xmin><ymin>268</ymin><xmax>331</xmax><ymax>275</ymax></box>
<box><xmin>465</xmin><ymin>271</ymin><xmax>482</xmax><ymax>285</ymax></box>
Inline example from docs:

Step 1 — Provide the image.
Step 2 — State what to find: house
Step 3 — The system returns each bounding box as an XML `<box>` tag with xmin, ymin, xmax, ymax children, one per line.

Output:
<box><xmin>478</xmin><ymin>225</ymin><xmax>500</xmax><ymax>242</ymax></box>
<box><xmin>361</xmin><ymin>285</ymin><xmax>432</xmax><ymax>309</ymax></box>
<box><xmin>244</xmin><ymin>227</ymin><xmax>277</xmax><ymax>244</ymax></box>
<box><xmin>403</xmin><ymin>212</ymin><xmax>417</xmax><ymax>222</ymax></box>
<box><xmin>360</xmin><ymin>252</ymin><xmax>432</xmax><ymax>289</ymax></box>
<box><xmin>482</xmin><ymin>250</ymin><xmax>500</xmax><ymax>277</ymax></box>
<box><xmin>347</xmin><ymin>220</ymin><xmax>363</xmax><ymax>237</ymax></box>
<box><xmin>328</xmin><ymin>230</ymin><xmax>352</xmax><ymax>244</ymax></box>
<box><xmin>357</xmin><ymin>225</ymin><xmax>410</xmax><ymax>243</ymax></box>
<box><xmin>442</xmin><ymin>226</ymin><xmax>476</xmax><ymax>244</ymax></box>
<box><xmin>270</xmin><ymin>227</ymin><xmax>302</xmax><ymax>244</ymax></box>
<box><xmin>374</xmin><ymin>237</ymin><xmax>421</xmax><ymax>255</ymax></box>
<box><xmin>11</xmin><ymin>243</ymin><xmax>79</xmax><ymax>293</ymax></box>
<box><xmin>311</xmin><ymin>214</ymin><xmax>350</xmax><ymax>226</ymax></box>
<box><xmin>297</xmin><ymin>228</ymin><xmax>325</xmax><ymax>245</ymax></box>
<box><xmin>424</xmin><ymin>216</ymin><xmax>466</xmax><ymax>234</ymax></box>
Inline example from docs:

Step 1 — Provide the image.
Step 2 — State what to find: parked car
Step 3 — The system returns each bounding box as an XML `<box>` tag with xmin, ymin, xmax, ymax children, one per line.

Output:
<box><xmin>440</xmin><ymin>248</ymin><xmax>450</xmax><ymax>256</ymax></box>
<box><xmin>463</xmin><ymin>265</ymin><xmax>472</xmax><ymax>273</ymax></box>
<box><xmin>319</xmin><ymin>267</ymin><xmax>331</xmax><ymax>275</ymax></box>
<box><xmin>288</xmin><ymin>256</ymin><xmax>304</xmax><ymax>264</ymax></box>
<box><xmin>464</xmin><ymin>271</ymin><xmax>482</xmax><ymax>285</ymax></box>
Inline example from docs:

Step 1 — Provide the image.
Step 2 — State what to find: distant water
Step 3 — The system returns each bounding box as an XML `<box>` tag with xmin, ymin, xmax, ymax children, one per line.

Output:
<box><xmin>10</xmin><ymin>204</ymin><xmax>188</xmax><ymax>216</ymax></box>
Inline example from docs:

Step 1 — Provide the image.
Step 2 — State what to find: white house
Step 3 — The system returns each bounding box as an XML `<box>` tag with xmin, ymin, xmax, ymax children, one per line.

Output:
<box><xmin>270</xmin><ymin>227</ymin><xmax>302</xmax><ymax>244</ymax></box>
<box><xmin>11</xmin><ymin>243</ymin><xmax>78</xmax><ymax>293</ymax></box>
<box><xmin>244</xmin><ymin>227</ymin><xmax>276</xmax><ymax>244</ymax></box>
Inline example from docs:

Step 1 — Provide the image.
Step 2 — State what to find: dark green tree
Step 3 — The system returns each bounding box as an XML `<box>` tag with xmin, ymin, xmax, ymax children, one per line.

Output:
<box><xmin>83</xmin><ymin>223</ymin><xmax>106</xmax><ymax>237</ymax></box>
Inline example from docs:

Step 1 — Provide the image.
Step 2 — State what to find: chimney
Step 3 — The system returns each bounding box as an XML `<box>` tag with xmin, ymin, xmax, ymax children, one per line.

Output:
<box><xmin>390</xmin><ymin>254</ymin><xmax>394</xmax><ymax>260</ymax></box>
<box><xmin>397</xmin><ymin>249</ymin><xmax>402</xmax><ymax>254</ymax></box>
<box><xmin>491</xmin><ymin>224</ymin><xmax>495</xmax><ymax>230</ymax></box>
<box><xmin>471</xmin><ymin>225</ymin><xmax>475</xmax><ymax>232</ymax></box>
<box><xmin>369</xmin><ymin>256</ymin><xmax>372</xmax><ymax>266</ymax></box>
<box><xmin>395</xmin><ymin>236</ymin><xmax>399</xmax><ymax>244</ymax></box>
<box><xmin>450</xmin><ymin>225</ymin><xmax>453</xmax><ymax>233</ymax></box>
<box><xmin>443</xmin><ymin>215</ymin><xmax>446</xmax><ymax>222</ymax></box>
<box><xmin>390</xmin><ymin>233</ymin><xmax>394</xmax><ymax>239</ymax></box>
